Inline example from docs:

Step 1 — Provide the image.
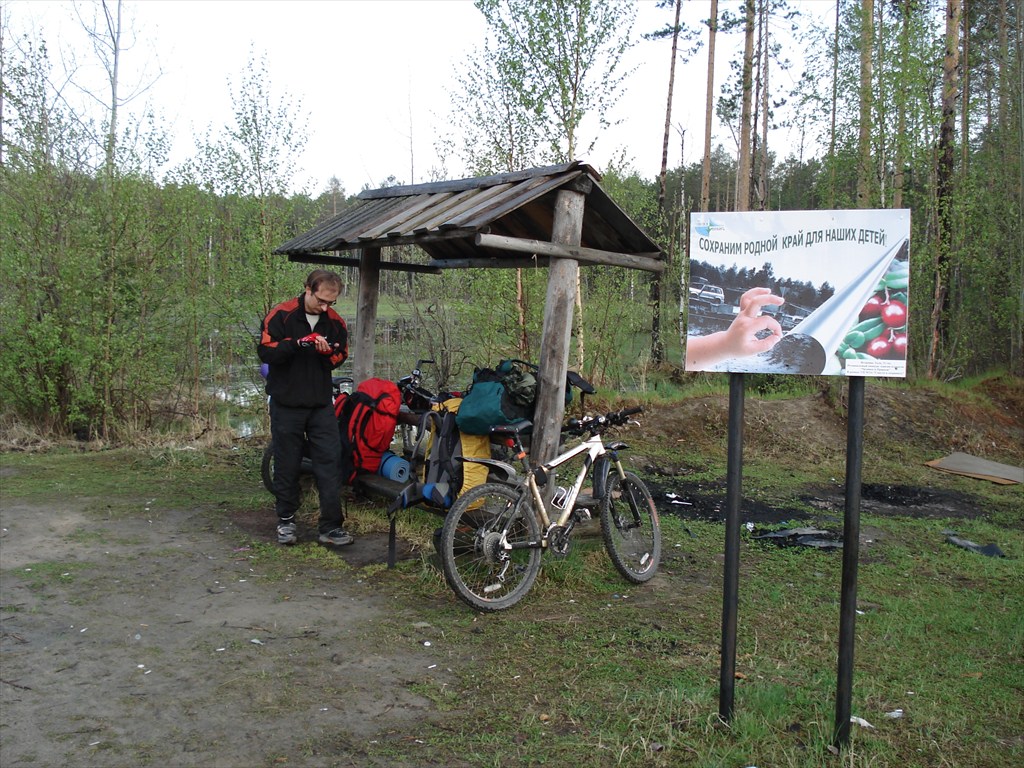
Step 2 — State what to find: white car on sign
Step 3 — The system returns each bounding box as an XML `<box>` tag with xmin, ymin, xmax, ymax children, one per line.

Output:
<box><xmin>688</xmin><ymin>283</ymin><xmax>725</xmax><ymax>304</ymax></box>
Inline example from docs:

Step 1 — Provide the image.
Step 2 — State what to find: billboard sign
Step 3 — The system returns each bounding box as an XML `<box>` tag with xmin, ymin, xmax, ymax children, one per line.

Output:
<box><xmin>685</xmin><ymin>210</ymin><xmax>911</xmax><ymax>377</ymax></box>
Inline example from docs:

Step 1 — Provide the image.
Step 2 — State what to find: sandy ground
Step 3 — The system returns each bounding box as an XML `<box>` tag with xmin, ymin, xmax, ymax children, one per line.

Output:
<box><xmin>1</xmin><ymin>500</ymin><xmax>456</xmax><ymax>768</ymax></box>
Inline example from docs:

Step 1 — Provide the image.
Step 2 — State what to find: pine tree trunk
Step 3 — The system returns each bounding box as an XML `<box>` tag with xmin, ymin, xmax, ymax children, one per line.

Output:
<box><xmin>700</xmin><ymin>0</ymin><xmax>719</xmax><ymax>213</ymax></box>
<box><xmin>960</xmin><ymin>2</ymin><xmax>970</xmax><ymax>175</ymax></box>
<box><xmin>927</xmin><ymin>0</ymin><xmax>962</xmax><ymax>379</ymax></box>
<box><xmin>757</xmin><ymin>0</ymin><xmax>769</xmax><ymax>210</ymax></box>
<box><xmin>736</xmin><ymin>0</ymin><xmax>755</xmax><ymax>212</ymax></box>
<box><xmin>827</xmin><ymin>1</ymin><xmax>840</xmax><ymax>207</ymax></box>
<box><xmin>893</xmin><ymin>1</ymin><xmax>911</xmax><ymax>210</ymax></box>
<box><xmin>856</xmin><ymin>0</ymin><xmax>874</xmax><ymax>208</ymax></box>
<box><xmin>652</xmin><ymin>0</ymin><xmax>683</xmax><ymax>365</ymax></box>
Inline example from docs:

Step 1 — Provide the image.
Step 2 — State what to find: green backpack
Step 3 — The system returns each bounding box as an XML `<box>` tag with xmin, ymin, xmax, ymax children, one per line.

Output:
<box><xmin>455</xmin><ymin>360</ymin><xmax>536</xmax><ymax>435</ymax></box>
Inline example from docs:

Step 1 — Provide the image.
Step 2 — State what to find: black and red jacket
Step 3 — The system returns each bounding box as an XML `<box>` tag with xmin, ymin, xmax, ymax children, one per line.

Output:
<box><xmin>258</xmin><ymin>295</ymin><xmax>349</xmax><ymax>408</ymax></box>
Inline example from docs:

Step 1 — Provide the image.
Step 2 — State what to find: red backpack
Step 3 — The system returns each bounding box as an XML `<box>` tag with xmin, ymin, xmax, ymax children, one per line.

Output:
<box><xmin>336</xmin><ymin>378</ymin><xmax>401</xmax><ymax>484</ymax></box>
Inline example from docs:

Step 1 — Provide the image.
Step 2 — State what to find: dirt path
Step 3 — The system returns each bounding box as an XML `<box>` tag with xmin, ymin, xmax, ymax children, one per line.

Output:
<box><xmin>1</xmin><ymin>500</ymin><xmax>456</xmax><ymax>768</ymax></box>
<box><xmin>1</xmin><ymin>475</ymin><xmax>996</xmax><ymax>768</ymax></box>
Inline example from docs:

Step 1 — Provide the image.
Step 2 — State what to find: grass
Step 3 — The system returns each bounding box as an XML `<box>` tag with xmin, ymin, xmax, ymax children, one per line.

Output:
<box><xmin>0</xmin><ymin>444</ymin><xmax>262</xmax><ymax>511</ymax></box>
<box><xmin>383</xmin><ymin>511</ymin><xmax>1022</xmax><ymax>768</ymax></box>
<box><xmin>357</xmin><ymin>482</ymin><xmax>1020</xmax><ymax>767</ymax></box>
<box><xmin>2</xmin><ymin>375</ymin><xmax>1021</xmax><ymax>767</ymax></box>
<box><xmin>15</xmin><ymin>560</ymin><xmax>85</xmax><ymax>587</ymax></box>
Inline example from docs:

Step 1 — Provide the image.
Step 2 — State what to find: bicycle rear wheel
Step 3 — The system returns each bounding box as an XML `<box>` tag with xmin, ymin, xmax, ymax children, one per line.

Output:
<box><xmin>261</xmin><ymin>441</ymin><xmax>313</xmax><ymax>498</ymax></box>
<box><xmin>261</xmin><ymin>442</ymin><xmax>275</xmax><ymax>493</ymax></box>
<box><xmin>600</xmin><ymin>471</ymin><xmax>661</xmax><ymax>583</ymax></box>
<box><xmin>439</xmin><ymin>483</ymin><xmax>541</xmax><ymax>611</ymax></box>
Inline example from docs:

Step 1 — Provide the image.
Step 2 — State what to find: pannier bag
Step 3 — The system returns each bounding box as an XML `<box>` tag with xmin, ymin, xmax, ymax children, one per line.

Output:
<box><xmin>336</xmin><ymin>377</ymin><xmax>401</xmax><ymax>484</ymax></box>
<box><xmin>383</xmin><ymin>395</ymin><xmax>497</xmax><ymax>568</ymax></box>
<box><xmin>455</xmin><ymin>359</ymin><xmax>537</xmax><ymax>435</ymax></box>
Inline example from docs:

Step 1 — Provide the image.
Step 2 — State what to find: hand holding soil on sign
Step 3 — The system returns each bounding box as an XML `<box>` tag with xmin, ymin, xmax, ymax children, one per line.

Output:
<box><xmin>685</xmin><ymin>287</ymin><xmax>785</xmax><ymax>369</ymax></box>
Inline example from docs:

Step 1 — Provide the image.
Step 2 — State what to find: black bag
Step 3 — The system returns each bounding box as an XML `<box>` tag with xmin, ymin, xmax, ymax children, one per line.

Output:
<box><xmin>390</xmin><ymin>401</ymin><xmax>464</xmax><ymax>511</ymax></box>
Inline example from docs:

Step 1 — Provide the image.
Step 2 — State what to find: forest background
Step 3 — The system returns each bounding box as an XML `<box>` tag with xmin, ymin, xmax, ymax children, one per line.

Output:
<box><xmin>1</xmin><ymin>0</ymin><xmax>1021</xmax><ymax>442</ymax></box>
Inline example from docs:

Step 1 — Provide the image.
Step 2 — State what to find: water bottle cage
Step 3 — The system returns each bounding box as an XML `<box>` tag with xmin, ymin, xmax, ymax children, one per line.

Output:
<box><xmin>551</xmin><ymin>486</ymin><xmax>570</xmax><ymax>509</ymax></box>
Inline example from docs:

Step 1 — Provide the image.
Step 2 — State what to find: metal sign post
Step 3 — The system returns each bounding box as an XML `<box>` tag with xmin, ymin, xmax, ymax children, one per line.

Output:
<box><xmin>689</xmin><ymin>210</ymin><xmax>909</xmax><ymax>744</ymax></box>
<box><xmin>718</xmin><ymin>372</ymin><xmax>745</xmax><ymax>721</ymax></box>
<box><xmin>834</xmin><ymin>375</ymin><xmax>865</xmax><ymax>746</ymax></box>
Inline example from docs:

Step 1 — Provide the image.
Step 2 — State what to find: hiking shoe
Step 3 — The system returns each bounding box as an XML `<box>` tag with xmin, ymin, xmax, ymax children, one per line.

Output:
<box><xmin>277</xmin><ymin>522</ymin><xmax>297</xmax><ymax>545</ymax></box>
<box><xmin>319</xmin><ymin>528</ymin><xmax>354</xmax><ymax>547</ymax></box>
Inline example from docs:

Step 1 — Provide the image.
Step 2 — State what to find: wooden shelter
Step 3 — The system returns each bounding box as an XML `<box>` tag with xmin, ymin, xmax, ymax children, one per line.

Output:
<box><xmin>274</xmin><ymin>161</ymin><xmax>664</xmax><ymax>461</ymax></box>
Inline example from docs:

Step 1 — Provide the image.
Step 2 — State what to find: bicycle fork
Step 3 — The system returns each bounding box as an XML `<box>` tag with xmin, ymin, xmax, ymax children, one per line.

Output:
<box><xmin>601</xmin><ymin>448</ymin><xmax>648</xmax><ymax>533</ymax></box>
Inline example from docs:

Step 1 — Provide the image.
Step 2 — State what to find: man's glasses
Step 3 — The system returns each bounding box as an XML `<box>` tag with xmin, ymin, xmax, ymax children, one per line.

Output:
<box><xmin>311</xmin><ymin>294</ymin><xmax>336</xmax><ymax>307</ymax></box>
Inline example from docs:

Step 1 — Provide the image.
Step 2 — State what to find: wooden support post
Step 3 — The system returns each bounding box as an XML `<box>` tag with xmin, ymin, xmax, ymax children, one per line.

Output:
<box><xmin>532</xmin><ymin>188</ymin><xmax>586</xmax><ymax>464</ymax></box>
<box><xmin>353</xmin><ymin>247</ymin><xmax>380</xmax><ymax>383</ymax></box>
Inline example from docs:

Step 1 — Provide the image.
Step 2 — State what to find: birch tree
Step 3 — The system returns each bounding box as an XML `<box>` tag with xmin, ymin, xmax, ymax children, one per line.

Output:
<box><xmin>647</xmin><ymin>0</ymin><xmax>699</xmax><ymax>363</ymax></box>
<box><xmin>441</xmin><ymin>0</ymin><xmax>636</xmax><ymax>373</ymax></box>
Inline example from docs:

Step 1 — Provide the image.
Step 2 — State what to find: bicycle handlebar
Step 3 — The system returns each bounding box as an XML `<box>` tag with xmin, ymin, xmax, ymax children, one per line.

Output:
<box><xmin>564</xmin><ymin>405</ymin><xmax>643</xmax><ymax>436</ymax></box>
<box><xmin>397</xmin><ymin>361</ymin><xmax>438</xmax><ymax>412</ymax></box>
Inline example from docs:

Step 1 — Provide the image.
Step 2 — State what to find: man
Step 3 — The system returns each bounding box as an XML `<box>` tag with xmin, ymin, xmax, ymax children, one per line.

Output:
<box><xmin>258</xmin><ymin>269</ymin><xmax>352</xmax><ymax>546</ymax></box>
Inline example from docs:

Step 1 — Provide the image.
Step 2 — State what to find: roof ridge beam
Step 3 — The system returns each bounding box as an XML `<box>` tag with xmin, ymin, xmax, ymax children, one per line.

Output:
<box><xmin>357</xmin><ymin>162</ymin><xmax>594</xmax><ymax>200</ymax></box>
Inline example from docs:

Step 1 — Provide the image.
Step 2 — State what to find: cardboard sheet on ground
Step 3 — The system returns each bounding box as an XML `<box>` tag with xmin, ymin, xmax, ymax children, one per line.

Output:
<box><xmin>924</xmin><ymin>452</ymin><xmax>1023</xmax><ymax>485</ymax></box>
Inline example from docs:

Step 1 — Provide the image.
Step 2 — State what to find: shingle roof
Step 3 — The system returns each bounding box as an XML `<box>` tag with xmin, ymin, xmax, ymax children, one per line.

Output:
<box><xmin>274</xmin><ymin>162</ymin><xmax>663</xmax><ymax>270</ymax></box>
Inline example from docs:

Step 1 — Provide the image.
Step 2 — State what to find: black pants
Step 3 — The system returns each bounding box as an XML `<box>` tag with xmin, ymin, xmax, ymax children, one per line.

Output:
<box><xmin>270</xmin><ymin>399</ymin><xmax>342</xmax><ymax>533</ymax></box>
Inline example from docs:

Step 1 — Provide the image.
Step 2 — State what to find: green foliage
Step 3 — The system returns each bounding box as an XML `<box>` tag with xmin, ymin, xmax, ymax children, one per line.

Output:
<box><xmin>0</xmin><ymin>28</ymin><xmax>316</xmax><ymax>438</ymax></box>
<box><xmin>1</xmin><ymin>0</ymin><xmax>1021</xmax><ymax>440</ymax></box>
<box><xmin>450</xmin><ymin>0</ymin><xmax>636</xmax><ymax>168</ymax></box>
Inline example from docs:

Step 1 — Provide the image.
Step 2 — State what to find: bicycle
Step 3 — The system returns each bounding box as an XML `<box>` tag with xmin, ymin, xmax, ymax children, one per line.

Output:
<box><xmin>395</xmin><ymin>359</ymin><xmax>448</xmax><ymax>460</ymax></box>
<box><xmin>437</xmin><ymin>406</ymin><xmax>661</xmax><ymax>611</ymax></box>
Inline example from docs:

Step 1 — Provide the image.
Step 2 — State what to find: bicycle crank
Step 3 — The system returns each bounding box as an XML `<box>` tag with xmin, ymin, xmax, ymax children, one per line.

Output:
<box><xmin>548</xmin><ymin>524</ymin><xmax>574</xmax><ymax>556</ymax></box>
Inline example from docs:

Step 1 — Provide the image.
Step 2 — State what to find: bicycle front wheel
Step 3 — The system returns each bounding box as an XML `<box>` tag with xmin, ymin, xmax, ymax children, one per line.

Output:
<box><xmin>439</xmin><ymin>483</ymin><xmax>542</xmax><ymax>612</ymax></box>
<box><xmin>600</xmin><ymin>471</ymin><xmax>661</xmax><ymax>584</ymax></box>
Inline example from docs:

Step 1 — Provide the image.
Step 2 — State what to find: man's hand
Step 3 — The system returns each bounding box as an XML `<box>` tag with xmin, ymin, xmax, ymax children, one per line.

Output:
<box><xmin>298</xmin><ymin>333</ymin><xmax>334</xmax><ymax>354</ymax></box>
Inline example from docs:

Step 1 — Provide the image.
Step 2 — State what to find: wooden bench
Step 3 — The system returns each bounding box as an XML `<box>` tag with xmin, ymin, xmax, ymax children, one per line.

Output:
<box><xmin>351</xmin><ymin>472</ymin><xmax>407</xmax><ymax>503</ymax></box>
<box><xmin>349</xmin><ymin>439</ymin><xmax>518</xmax><ymax>567</ymax></box>
<box><xmin>350</xmin><ymin>472</ymin><xmax>446</xmax><ymax>568</ymax></box>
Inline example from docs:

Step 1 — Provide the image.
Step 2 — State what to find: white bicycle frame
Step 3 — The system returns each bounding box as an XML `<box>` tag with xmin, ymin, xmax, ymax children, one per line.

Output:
<box><xmin>468</xmin><ymin>430</ymin><xmax>626</xmax><ymax>536</ymax></box>
<box><xmin>527</xmin><ymin>434</ymin><xmax>616</xmax><ymax>531</ymax></box>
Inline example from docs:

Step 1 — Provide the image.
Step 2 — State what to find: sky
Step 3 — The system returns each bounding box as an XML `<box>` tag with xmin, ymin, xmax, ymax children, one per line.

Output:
<box><xmin>6</xmin><ymin>0</ymin><xmax>829</xmax><ymax>196</ymax></box>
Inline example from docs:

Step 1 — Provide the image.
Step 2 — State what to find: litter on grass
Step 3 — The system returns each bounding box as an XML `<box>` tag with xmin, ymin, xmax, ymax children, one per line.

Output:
<box><xmin>943</xmin><ymin>530</ymin><xmax>1007</xmax><ymax>558</ymax></box>
<box><xmin>753</xmin><ymin>527</ymin><xmax>843</xmax><ymax>550</ymax></box>
<box><xmin>925</xmin><ymin>452</ymin><xmax>1022</xmax><ymax>485</ymax></box>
